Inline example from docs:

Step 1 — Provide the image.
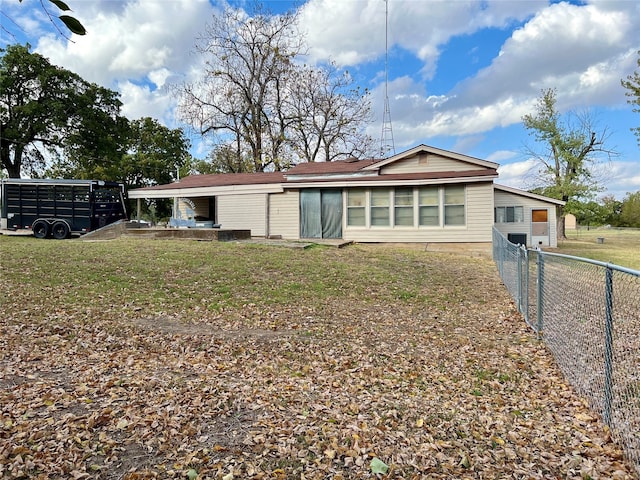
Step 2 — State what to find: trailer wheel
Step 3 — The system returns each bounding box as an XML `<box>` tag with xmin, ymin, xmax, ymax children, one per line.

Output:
<box><xmin>51</xmin><ymin>221</ymin><xmax>70</xmax><ymax>240</ymax></box>
<box><xmin>32</xmin><ymin>220</ymin><xmax>50</xmax><ymax>239</ymax></box>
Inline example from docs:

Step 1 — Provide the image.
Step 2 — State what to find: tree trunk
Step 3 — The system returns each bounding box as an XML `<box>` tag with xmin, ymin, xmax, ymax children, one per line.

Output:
<box><xmin>557</xmin><ymin>205</ymin><xmax>567</xmax><ymax>240</ymax></box>
<box><xmin>2</xmin><ymin>143</ymin><xmax>23</xmax><ymax>178</ymax></box>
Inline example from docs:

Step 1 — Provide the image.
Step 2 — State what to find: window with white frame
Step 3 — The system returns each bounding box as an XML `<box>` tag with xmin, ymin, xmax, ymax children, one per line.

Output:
<box><xmin>444</xmin><ymin>185</ymin><xmax>465</xmax><ymax>226</ymax></box>
<box><xmin>394</xmin><ymin>187</ymin><xmax>414</xmax><ymax>226</ymax></box>
<box><xmin>344</xmin><ymin>185</ymin><xmax>467</xmax><ymax>229</ymax></box>
<box><xmin>418</xmin><ymin>186</ymin><xmax>439</xmax><ymax>226</ymax></box>
<box><xmin>370</xmin><ymin>188</ymin><xmax>390</xmax><ymax>226</ymax></box>
<box><xmin>347</xmin><ymin>189</ymin><xmax>366</xmax><ymax>226</ymax></box>
<box><xmin>495</xmin><ymin>206</ymin><xmax>524</xmax><ymax>223</ymax></box>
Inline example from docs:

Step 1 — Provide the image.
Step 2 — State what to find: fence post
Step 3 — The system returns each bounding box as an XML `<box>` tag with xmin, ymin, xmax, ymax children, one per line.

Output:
<box><xmin>496</xmin><ymin>232</ymin><xmax>503</xmax><ymax>278</ymax></box>
<box><xmin>603</xmin><ymin>266</ymin><xmax>614</xmax><ymax>426</ymax></box>
<box><xmin>536</xmin><ymin>251</ymin><xmax>544</xmax><ymax>340</ymax></box>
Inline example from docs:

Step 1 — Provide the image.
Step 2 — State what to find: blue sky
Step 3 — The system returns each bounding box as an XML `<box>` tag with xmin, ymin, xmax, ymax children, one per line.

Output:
<box><xmin>2</xmin><ymin>0</ymin><xmax>640</xmax><ymax>199</ymax></box>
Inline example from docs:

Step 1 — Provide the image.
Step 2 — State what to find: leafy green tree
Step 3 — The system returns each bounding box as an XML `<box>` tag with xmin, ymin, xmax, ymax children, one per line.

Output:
<box><xmin>570</xmin><ymin>200</ymin><xmax>608</xmax><ymax>227</ymax></box>
<box><xmin>619</xmin><ymin>191</ymin><xmax>640</xmax><ymax>227</ymax></box>
<box><xmin>50</xmin><ymin>116</ymin><xmax>192</xmax><ymax>220</ymax></box>
<box><xmin>621</xmin><ymin>50</ymin><xmax>640</xmax><ymax>146</ymax></box>
<box><xmin>119</xmin><ymin>117</ymin><xmax>191</xmax><ymax>189</ymax></box>
<box><xmin>600</xmin><ymin>195</ymin><xmax>623</xmax><ymax>226</ymax></box>
<box><xmin>120</xmin><ymin>118</ymin><xmax>191</xmax><ymax>221</ymax></box>
<box><xmin>522</xmin><ymin>88</ymin><xmax>616</xmax><ymax>238</ymax></box>
<box><xmin>0</xmin><ymin>44</ymin><xmax>121</xmax><ymax>178</ymax></box>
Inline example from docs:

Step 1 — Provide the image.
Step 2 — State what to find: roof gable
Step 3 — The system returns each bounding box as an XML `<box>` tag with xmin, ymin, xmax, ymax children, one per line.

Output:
<box><xmin>365</xmin><ymin>144</ymin><xmax>499</xmax><ymax>171</ymax></box>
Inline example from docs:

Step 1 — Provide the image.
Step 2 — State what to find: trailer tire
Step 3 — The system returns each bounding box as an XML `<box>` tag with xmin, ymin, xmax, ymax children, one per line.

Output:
<box><xmin>32</xmin><ymin>220</ymin><xmax>50</xmax><ymax>239</ymax></box>
<box><xmin>51</xmin><ymin>221</ymin><xmax>70</xmax><ymax>240</ymax></box>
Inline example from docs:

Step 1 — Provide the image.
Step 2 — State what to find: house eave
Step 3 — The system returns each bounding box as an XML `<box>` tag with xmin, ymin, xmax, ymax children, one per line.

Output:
<box><xmin>494</xmin><ymin>183</ymin><xmax>566</xmax><ymax>206</ymax></box>
<box><xmin>128</xmin><ymin>183</ymin><xmax>284</xmax><ymax>199</ymax></box>
<box><xmin>284</xmin><ymin>174</ymin><xmax>498</xmax><ymax>189</ymax></box>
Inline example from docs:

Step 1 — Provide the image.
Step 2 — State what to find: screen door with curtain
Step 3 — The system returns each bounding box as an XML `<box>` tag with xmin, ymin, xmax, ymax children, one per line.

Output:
<box><xmin>300</xmin><ymin>189</ymin><xmax>343</xmax><ymax>239</ymax></box>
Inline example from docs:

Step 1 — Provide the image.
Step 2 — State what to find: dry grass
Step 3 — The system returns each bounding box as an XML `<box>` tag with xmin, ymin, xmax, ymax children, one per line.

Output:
<box><xmin>0</xmin><ymin>236</ymin><xmax>636</xmax><ymax>479</ymax></box>
<box><xmin>559</xmin><ymin>228</ymin><xmax>640</xmax><ymax>271</ymax></box>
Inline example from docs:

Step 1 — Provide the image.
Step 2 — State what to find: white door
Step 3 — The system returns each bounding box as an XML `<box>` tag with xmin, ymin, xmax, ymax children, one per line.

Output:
<box><xmin>531</xmin><ymin>209</ymin><xmax>550</xmax><ymax>247</ymax></box>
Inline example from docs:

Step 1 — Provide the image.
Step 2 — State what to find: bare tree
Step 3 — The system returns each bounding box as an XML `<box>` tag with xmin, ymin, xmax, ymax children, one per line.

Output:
<box><xmin>522</xmin><ymin>88</ymin><xmax>617</xmax><ymax>239</ymax></box>
<box><xmin>287</xmin><ymin>63</ymin><xmax>375</xmax><ymax>163</ymax></box>
<box><xmin>177</xmin><ymin>5</ymin><xmax>303</xmax><ymax>172</ymax></box>
<box><xmin>177</xmin><ymin>4</ymin><xmax>375</xmax><ymax>172</ymax></box>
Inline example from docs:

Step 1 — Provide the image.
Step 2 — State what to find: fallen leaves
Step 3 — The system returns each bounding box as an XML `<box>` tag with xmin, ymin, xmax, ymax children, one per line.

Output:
<box><xmin>0</xmin><ymin>239</ymin><xmax>637</xmax><ymax>478</ymax></box>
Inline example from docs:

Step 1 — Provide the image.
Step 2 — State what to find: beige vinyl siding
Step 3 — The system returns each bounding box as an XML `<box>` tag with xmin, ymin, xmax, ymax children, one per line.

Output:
<box><xmin>380</xmin><ymin>153</ymin><xmax>488</xmax><ymax>174</ymax></box>
<box><xmin>494</xmin><ymin>189</ymin><xmax>559</xmax><ymax>247</ymax></box>
<box><xmin>344</xmin><ymin>182</ymin><xmax>494</xmax><ymax>243</ymax></box>
<box><xmin>191</xmin><ymin>197</ymin><xmax>210</xmax><ymax>218</ymax></box>
<box><xmin>269</xmin><ymin>190</ymin><xmax>300</xmax><ymax>239</ymax></box>
<box><xmin>217</xmin><ymin>194</ymin><xmax>267</xmax><ymax>236</ymax></box>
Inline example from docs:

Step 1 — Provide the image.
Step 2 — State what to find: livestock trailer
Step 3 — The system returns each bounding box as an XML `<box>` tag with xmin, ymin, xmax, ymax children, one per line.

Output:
<box><xmin>1</xmin><ymin>179</ymin><xmax>127</xmax><ymax>239</ymax></box>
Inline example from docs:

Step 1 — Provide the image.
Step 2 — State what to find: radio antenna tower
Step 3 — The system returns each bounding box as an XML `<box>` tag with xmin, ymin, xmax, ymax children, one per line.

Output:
<box><xmin>380</xmin><ymin>0</ymin><xmax>395</xmax><ymax>158</ymax></box>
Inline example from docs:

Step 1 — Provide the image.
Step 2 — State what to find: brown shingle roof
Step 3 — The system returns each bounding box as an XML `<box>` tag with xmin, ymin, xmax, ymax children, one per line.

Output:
<box><xmin>285</xmin><ymin>159</ymin><xmax>380</xmax><ymax>175</ymax></box>
<box><xmin>136</xmin><ymin>172</ymin><xmax>286</xmax><ymax>190</ymax></box>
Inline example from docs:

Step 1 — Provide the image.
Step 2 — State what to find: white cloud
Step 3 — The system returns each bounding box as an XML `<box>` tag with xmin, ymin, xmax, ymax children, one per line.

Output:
<box><xmin>298</xmin><ymin>0</ymin><xmax>542</xmax><ymax>68</ymax></box>
<box><xmin>117</xmin><ymin>81</ymin><xmax>174</xmax><ymax>124</ymax></box>
<box><xmin>496</xmin><ymin>159</ymin><xmax>539</xmax><ymax>190</ymax></box>
<box><xmin>602</xmin><ymin>160</ymin><xmax>640</xmax><ymax>199</ymax></box>
<box><xmin>33</xmin><ymin>0</ymin><xmax>215</xmax><ymax>125</ymax></box>
<box><xmin>487</xmin><ymin>150</ymin><xmax>518</xmax><ymax>164</ymax></box>
<box><xmin>367</xmin><ymin>0</ymin><xmax>640</xmax><ymax>149</ymax></box>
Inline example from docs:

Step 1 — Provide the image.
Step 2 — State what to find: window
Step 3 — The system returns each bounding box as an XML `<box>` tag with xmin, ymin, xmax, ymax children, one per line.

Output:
<box><xmin>532</xmin><ymin>209</ymin><xmax>548</xmax><ymax>223</ymax></box>
<box><xmin>495</xmin><ymin>206</ymin><xmax>524</xmax><ymax>223</ymax></box>
<box><xmin>370</xmin><ymin>189</ymin><xmax>390</xmax><ymax>226</ymax></box>
<box><xmin>344</xmin><ymin>185</ymin><xmax>467</xmax><ymax>230</ymax></box>
<box><xmin>347</xmin><ymin>189</ymin><xmax>366</xmax><ymax>226</ymax></box>
<box><xmin>444</xmin><ymin>186</ymin><xmax>465</xmax><ymax>226</ymax></box>
<box><xmin>419</xmin><ymin>187</ymin><xmax>439</xmax><ymax>226</ymax></box>
<box><xmin>394</xmin><ymin>188</ymin><xmax>414</xmax><ymax>226</ymax></box>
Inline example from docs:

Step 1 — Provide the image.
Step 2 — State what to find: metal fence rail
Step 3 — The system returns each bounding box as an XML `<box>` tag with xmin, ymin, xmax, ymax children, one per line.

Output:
<box><xmin>493</xmin><ymin>227</ymin><xmax>640</xmax><ymax>475</ymax></box>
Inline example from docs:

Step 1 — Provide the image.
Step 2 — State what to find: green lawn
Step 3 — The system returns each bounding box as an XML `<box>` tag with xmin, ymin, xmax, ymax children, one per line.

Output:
<box><xmin>558</xmin><ymin>228</ymin><xmax>640</xmax><ymax>271</ymax></box>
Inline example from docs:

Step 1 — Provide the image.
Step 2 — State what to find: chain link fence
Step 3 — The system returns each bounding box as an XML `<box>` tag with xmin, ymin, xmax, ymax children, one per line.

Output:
<box><xmin>493</xmin><ymin>227</ymin><xmax>640</xmax><ymax>475</ymax></box>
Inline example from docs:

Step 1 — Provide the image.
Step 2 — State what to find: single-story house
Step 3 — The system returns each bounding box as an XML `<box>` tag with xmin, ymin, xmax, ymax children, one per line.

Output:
<box><xmin>129</xmin><ymin>144</ymin><xmax>564</xmax><ymax>247</ymax></box>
